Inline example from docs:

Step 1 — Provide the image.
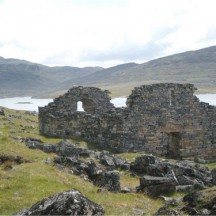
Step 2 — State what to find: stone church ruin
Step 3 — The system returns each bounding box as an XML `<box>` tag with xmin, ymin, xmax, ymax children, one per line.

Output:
<box><xmin>39</xmin><ymin>83</ymin><xmax>216</xmax><ymax>160</ymax></box>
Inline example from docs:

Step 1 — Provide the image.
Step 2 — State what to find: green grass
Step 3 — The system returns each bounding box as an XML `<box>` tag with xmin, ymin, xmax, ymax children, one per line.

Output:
<box><xmin>1</xmin><ymin>107</ymin><xmax>216</xmax><ymax>215</ymax></box>
<box><xmin>0</xmin><ymin>107</ymin><xmax>164</xmax><ymax>215</ymax></box>
<box><xmin>0</xmin><ymin>162</ymin><xmax>97</xmax><ymax>214</ymax></box>
<box><xmin>120</xmin><ymin>170</ymin><xmax>140</xmax><ymax>188</ymax></box>
<box><xmin>2</xmin><ymin>106</ymin><xmax>216</xmax><ymax>215</ymax></box>
<box><xmin>204</xmin><ymin>161</ymin><xmax>216</xmax><ymax>170</ymax></box>
<box><xmin>118</xmin><ymin>152</ymin><xmax>143</xmax><ymax>162</ymax></box>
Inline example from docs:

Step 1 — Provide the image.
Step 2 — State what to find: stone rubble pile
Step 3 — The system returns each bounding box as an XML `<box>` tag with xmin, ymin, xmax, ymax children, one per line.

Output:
<box><xmin>25</xmin><ymin>138</ymin><xmax>128</xmax><ymax>192</ymax></box>
<box><xmin>24</xmin><ymin>138</ymin><xmax>216</xmax><ymax>198</ymax></box>
<box><xmin>19</xmin><ymin>137</ymin><xmax>216</xmax><ymax>215</ymax></box>
<box><xmin>131</xmin><ymin>155</ymin><xmax>214</xmax><ymax>196</ymax></box>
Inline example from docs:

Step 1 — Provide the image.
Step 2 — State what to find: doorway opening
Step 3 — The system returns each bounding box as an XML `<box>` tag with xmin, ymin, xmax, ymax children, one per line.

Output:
<box><xmin>167</xmin><ymin>132</ymin><xmax>181</xmax><ymax>159</ymax></box>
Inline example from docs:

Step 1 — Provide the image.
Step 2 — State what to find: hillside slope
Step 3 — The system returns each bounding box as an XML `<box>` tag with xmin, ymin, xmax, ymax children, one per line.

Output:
<box><xmin>0</xmin><ymin>107</ymin><xmax>163</xmax><ymax>215</ymax></box>
<box><xmin>62</xmin><ymin>46</ymin><xmax>216</xmax><ymax>95</ymax></box>
<box><xmin>1</xmin><ymin>46</ymin><xmax>216</xmax><ymax>98</ymax></box>
<box><xmin>0</xmin><ymin>57</ymin><xmax>102</xmax><ymax>97</ymax></box>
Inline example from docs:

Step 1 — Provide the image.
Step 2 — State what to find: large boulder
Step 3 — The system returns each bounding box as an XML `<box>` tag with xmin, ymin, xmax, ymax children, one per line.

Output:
<box><xmin>94</xmin><ymin>171</ymin><xmax>121</xmax><ymax>192</ymax></box>
<box><xmin>99</xmin><ymin>151</ymin><xmax>129</xmax><ymax>170</ymax></box>
<box><xmin>140</xmin><ymin>175</ymin><xmax>173</xmax><ymax>186</ymax></box>
<box><xmin>131</xmin><ymin>154</ymin><xmax>212</xmax><ymax>188</ymax></box>
<box><xmin>130</xmin><ymin>154</ymin><xmax>157</xmax><ymax>174</ymax></box>
<box><xmin>211</xmin><ymin>168</ymin><xmax>216</xmax><ymax>185</ymax></box>
<box><xmin>153</xmin><ymin>205</ymin><xmax>180</xmax><ymax>216</ymax></box>
<box><xmin>139</xmin><ymin>175</ymin><xmax>176</xmax><ymax>197</ymax></box>
<box><xmin>144</xmin><ymin>183</ymin><xmax>176</xmax><ymax>197</ymax></box>
<box><xmin>25</xmin><ymin>139</ymin><xmax>91</xmax><ymax>157</ymax></box>
<box><xmin>13</xmin><ymin>189</ymin><xmax>105</xmax><ymax>215</ymax></box>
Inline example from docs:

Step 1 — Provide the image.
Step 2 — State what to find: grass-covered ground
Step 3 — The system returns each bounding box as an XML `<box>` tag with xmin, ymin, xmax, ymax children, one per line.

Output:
<box><xmin>1</xmin><ymin>106</ymin><xmax>216</xmax><ymax>215</ymax></box>
<box><xmin>0</xmin><ymin>107</ymin><xmax>164</xmax><ymax>215</ymax></box>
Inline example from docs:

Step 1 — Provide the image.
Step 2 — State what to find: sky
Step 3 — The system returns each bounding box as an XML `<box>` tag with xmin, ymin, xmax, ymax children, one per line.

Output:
<box><xmin>0</xmin><ymin>0</ymin><xmax>216</xmax><ymax>68</ymax></box>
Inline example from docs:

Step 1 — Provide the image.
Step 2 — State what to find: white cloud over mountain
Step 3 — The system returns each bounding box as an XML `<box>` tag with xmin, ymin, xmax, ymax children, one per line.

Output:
<box><xmin>0</xmin><ymin>0</ymin><xmax>216</xmax><ymax>67</ymax></box>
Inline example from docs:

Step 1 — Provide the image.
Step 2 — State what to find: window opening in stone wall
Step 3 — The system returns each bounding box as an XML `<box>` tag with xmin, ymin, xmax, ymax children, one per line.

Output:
<box><xmin>169</xmin><ymin>90</ymin><xmax>175</xmax><ymax>106</ymax></box>
<box><xmin>77</xmin><ymin>101</ymin><xmax>85</xmax><ymax>112</ymax></box>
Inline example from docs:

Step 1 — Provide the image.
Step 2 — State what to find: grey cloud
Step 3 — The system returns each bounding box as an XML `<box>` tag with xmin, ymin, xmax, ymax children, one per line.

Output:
<box><xmin>82</xmin><ymin>26</ymin><xmax>178</xmax><ymax>63</ymax></box>
<box><xmin>43</xmin><ymin>26</ymin><xmax>178</xmax><ymax>66</ymax></box>
<box><xmin>201</xmin><ymin>29</ymin><xmax>216</xmax><ymax>41</ymax></box>
<box><xmin>82</xmin><ymin>42</ymin><xmax>168</xmax><ymax>62</ymax></box>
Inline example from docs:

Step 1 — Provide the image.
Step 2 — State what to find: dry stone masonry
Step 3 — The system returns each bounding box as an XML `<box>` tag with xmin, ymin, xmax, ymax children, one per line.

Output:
<box><xmin>39</xmin><ymin>84</ymin><xmax>216</xmax><ymax>160</ymax></box>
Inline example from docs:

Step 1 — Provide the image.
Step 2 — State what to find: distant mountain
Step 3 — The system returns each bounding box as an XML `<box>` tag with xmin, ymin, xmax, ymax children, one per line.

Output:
<box><xmin>59</xmin><ymin>63</ymin><xmax>138</xmax><ymax>89</ymax></box>
<box><xmin>1</xmin><ymin>46</ymin><xmax>216</xmax><ymax>98</ymax></box>
<box><xmin>0</xmin><ymin>57</ymin><xmax>102</xmax><ymax>97</ymax></box>
<box><xmin>68</xmin><ymin>46</ymin><xmax>216</xmax><ymax>95</ymax></box>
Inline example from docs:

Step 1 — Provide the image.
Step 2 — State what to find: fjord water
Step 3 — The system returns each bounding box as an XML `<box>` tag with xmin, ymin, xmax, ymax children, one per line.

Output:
<box><xmin>0</xmin><ymin>95</ymin><xmax>216</xmax><ymax>112</ymax></box>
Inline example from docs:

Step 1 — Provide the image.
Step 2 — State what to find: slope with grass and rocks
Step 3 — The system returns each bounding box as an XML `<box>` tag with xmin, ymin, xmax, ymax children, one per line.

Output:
<box><xmin>1</xmin><ymin>106</ymin><xmax>216</xmax><ymax>215</ymax></box>
<box><xmin>0</xmin><ymin>106</ymin><xmax>163</xmax><ymax>215</ymax></box>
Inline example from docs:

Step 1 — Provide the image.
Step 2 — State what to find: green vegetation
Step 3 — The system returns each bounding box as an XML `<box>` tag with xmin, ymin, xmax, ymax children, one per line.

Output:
<box><xmin>0</xmin><ymin>107</ymin><xmax>163</xmax><ymax>215</ymax></box>
<box><xmin>2</xmin><ymin>106</ymin><xmax>216</xmax><ymax>215</ymax></box>
<box><xmin>118</xmin><ymin>152</ymin><xmax>143</xmax><ymax>162</ymax></box>
<box><xmin>195</xmin><ymin>186</ymin><xmax>216</xmax><ymax>207</ymax></box>
<box><xmin>204</xmin><ymin>161</ymin><xmax>216</xmax><ymax>170</ymax></box>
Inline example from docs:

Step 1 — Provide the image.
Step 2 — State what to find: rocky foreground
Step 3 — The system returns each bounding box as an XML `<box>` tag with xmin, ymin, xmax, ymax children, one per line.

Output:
<box><xmin>8</xmin><ymin>137</ymin><xmax>216</xmax><ymax>215</ymax></box>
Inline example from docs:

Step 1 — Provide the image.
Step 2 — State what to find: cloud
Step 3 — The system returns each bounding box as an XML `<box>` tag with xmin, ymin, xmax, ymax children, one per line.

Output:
<box><xmin>0</xmin><ymin>0</ymin><xmax>216</xmax><ymax>67</ymax></box>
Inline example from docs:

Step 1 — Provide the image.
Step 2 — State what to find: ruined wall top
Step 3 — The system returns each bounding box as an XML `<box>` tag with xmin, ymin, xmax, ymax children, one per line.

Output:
<box><xmin>40</xmin><ymin>83</ymin><xmax>213</xmax><ymax>117</ymax></box>
<box><xmin>40</xmin><ymin>86</ymin><xmax>115</xmax><ymax>115</ymax></box>
<box><xmin>126</xmin><ymin>83</ymin><xmax>198</xmax><ymax>112</ymax></box>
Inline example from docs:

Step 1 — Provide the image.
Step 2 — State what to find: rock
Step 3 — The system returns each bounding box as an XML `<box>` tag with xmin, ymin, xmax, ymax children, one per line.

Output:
<box><xmin>121</xmin><ymin>187</ymin><xmax>136</xmax><ymax>193</ymax></box>
<box><xmin>182</xmin><ymin>188</ymin><xmax>216</xmax><ymax>214</ymax></box>
<box><xmin>139</xmin><ymin>176</ymin><xmax>176</xmax><ymax>197</ymax></box>
<box><xmin>153</xmin><ymin>205</ymin><xmax>180</xmax><ymax>216</ymax></box>
<box><xmin>157</xmin><ymin>160</ymin><xmax>212</xmax><ymax>187</ymax></box>
<box><xmin>99</xmin><ymin>151</ymin><xmax>129</xmax><ymax>170</ymax></box>
<box><xmin>168</xmin><ymin>161</ymin><xmax>196</xmax><ymax>177</ymax></box>
<box><xmin>133</xmin><ymin>208</ymin><xmax>145</xmax><ymax>215</ymax></box>
<box><xmin>176</xmin><ymin>185</ymin><xmax>193</xmax><ymax>192</ymax></box>
<box><xmin>13</xmin><ymin>189</ymin><xmax>105</xmax><ymax>215</ymax></box>
<box><xmin>0</xmin><ymin>155</ymin><xmax>30</xmax><ymax>165</ymax></box>
<box><xmin>10</xmin><ymin>136</ymin><xmax>25</xmax><ymax>142</ymax></box>
<box><xmin>130</xmin><ymin>155</ymin><xmax>157</xmax><ymax>174</ymax></box>
<box><xmin>95</xmin><ymin>171</ymin><xmax>121</xmax><ymax>192</ymax></box>
<box><xmin>158</xmin><ymin>196</ymin><xmax>180</xmax><ymax>206</ymax></box>
<box><xmin>56</xmin><ymin>140</ymin><xmax>91</xmax><ymax>157</ymax></box>
<box><xmin>182</xmin><ymin>190</ymin><xmax>200</xmax><ymax>207</ymax></box>
<box><xmin>165</xmin><ymin>169</ymin><xmax>179</xmax><ymax>185</ymax></box>
<box><xmin>25</xmin><ymin>139</ymin><xmax>91</xmax><ymax>157</ymax></box>
<box><xmin>54</xmin><ymin>156</ymin><xmax>81</xmax><ymax>167</ymax></box>
<box><xmin>146</xmin><ymin>164</ymin><xmax>164</xmax><ymax>177</ymax></box>
<box><xmin>200</xmin><ymin>208</ymin><xmax>211</xmax><ymax>215</ymax></box>
<box><xmin>144</xmin><ymin>183</ymin><xmax>176</xmax><ymax>197</ymax></box>
<box><xmin>180</xmin><ymin>206</ymin><xmax>199</xmax><ymax>215</ymax></box>
<box><xmin>85</xmin><ymin>160</ymin><xmax>103</xmax><ymax>177</ymax></box>
<box><xmin>211</xmin><ymin>168</ymin><xmax>216</xmax><ymax>185</ymax></box>
<box><xmin>140</xmin><ymin>175</ymin><xmax>173</xmax><ymax>187</ymax></box>
<box><xmin>177</xmin><ymin>175</ymin><xmax>194</xmax><ymax>185</ymax></box>
<box><xmin>193</xmin><ymin>180</ymin><xmax>207</xmax><ymax>190</ymax></box>
<box><xmin>0</xmin><ymin>108</ymin><xmax>5</xmax><ymax>116</ymax></box>
<box><xmin>99</xmin><ymin>152</ymin><xmax>116</xmax><ymax>168</ymax></box>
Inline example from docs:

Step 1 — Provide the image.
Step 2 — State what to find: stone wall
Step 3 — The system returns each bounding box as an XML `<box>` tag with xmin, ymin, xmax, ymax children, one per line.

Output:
<box><xmin>39</xmin><ymin>84</ymin><xmax>216</xmax><ymax>160</ymax></box>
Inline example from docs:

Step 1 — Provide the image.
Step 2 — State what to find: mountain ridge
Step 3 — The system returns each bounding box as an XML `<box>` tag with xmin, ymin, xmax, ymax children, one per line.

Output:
<box><xmin>0</xmin><ymin>45</ymin><xmax>216</xmax><ymax>98</ymax></box>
